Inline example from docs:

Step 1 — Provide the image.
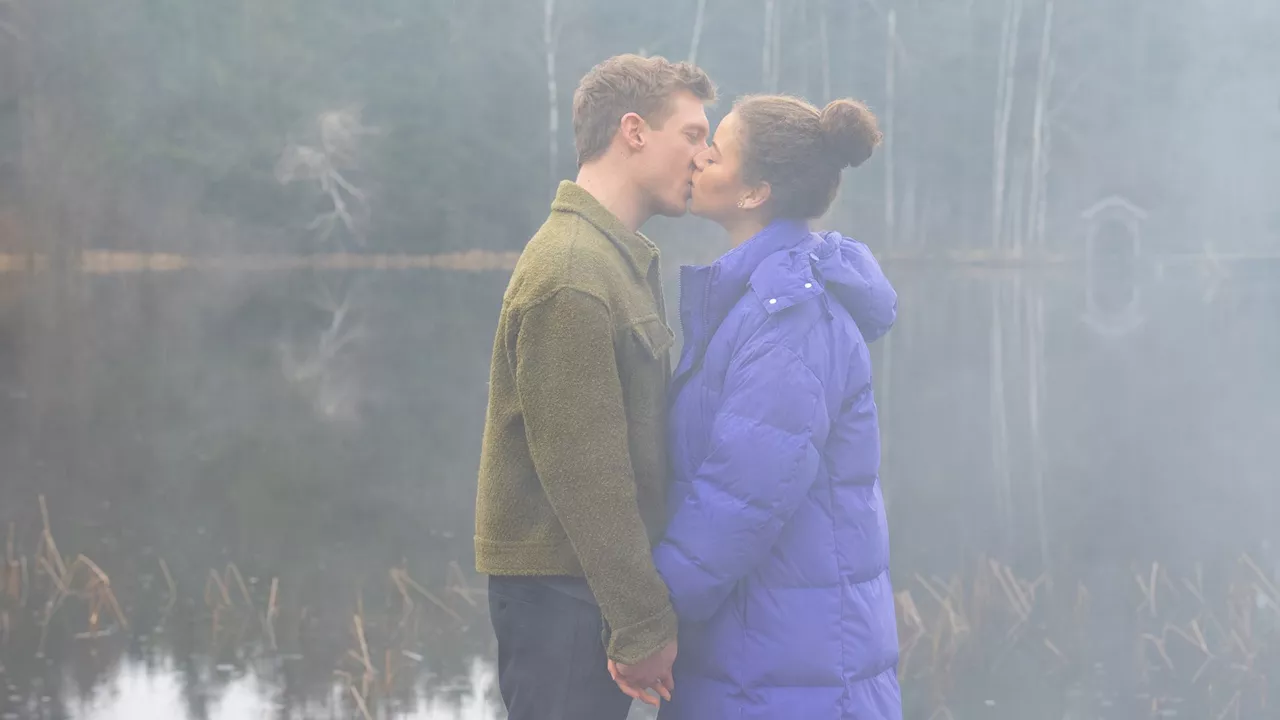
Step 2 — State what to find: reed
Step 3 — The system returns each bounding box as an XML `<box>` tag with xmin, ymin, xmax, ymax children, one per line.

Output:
<box><xmin>5</xmin><ymin>498</ymin><xmax>1279</xmax><ymax>718</ymax></box>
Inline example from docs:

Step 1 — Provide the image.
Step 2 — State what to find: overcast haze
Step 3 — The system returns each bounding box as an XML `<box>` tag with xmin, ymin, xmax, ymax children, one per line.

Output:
<box><xmin>0</xmin><ymin>1</ymin><xmax>1278</xmax><ymax>718</ymax></box>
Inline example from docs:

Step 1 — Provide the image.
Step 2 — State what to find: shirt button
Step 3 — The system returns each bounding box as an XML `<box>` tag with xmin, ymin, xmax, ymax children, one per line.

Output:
<box><xmin>768</xmin><ymin>298</ymin><xmax>777</xmax><ymax>305</ymax></box>
<box><xmin>809</xmin><ymin>253</ymin><xmax>819</xmax><ymax>261</ymax></box>
<box><xmin>804</xmin><ymin>283</ymin><xmax>813</xmax><ymax>289</ymax></box>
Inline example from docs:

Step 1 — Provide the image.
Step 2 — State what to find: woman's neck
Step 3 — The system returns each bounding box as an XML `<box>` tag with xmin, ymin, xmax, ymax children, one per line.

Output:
<box><xmin>724</xmin><ymin>216</ymin><xmax>768</xmax><ymax>248</ymax></box>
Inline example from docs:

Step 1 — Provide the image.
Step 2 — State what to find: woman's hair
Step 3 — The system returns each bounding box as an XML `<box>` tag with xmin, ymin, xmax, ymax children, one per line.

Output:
<box><xmin>734</xmin><ymin>95</ymin><xmax>883</xmax><ymax>219</ymax></box>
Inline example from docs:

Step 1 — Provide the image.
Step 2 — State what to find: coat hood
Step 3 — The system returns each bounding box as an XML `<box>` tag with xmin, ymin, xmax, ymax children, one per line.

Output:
<box><xmin>749</xmin><ymin>229</ymin><xmax>898</xmax><ymax>343</ymax></box>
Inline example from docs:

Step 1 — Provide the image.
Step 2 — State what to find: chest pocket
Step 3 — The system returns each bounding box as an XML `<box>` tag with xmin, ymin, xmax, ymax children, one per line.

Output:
<box><xmin>628</xmin><ymin>316</ymin><xmax>675</xmax><ymax>363</ymax></box>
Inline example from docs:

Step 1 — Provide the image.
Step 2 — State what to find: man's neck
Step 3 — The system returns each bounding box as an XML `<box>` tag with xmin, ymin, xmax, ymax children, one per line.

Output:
<box><xmin>575</xmin><ymin>163</ymin><xmax>649</xmax><ymax>233</ymax></box>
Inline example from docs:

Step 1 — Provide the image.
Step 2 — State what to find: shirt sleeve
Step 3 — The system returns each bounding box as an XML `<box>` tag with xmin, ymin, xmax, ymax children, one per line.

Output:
<box><xmin>514</xmin><ymin>287</ymin><xmax>677</xmax><ymax>663</ymax></box>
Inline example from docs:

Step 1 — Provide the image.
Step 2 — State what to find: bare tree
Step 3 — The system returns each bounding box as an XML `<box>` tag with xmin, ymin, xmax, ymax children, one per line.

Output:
<box><xmin>991</xmin><ymin>0</ymin><xmax>1024</xmax><ymax>251</ymax></box>
<box><xmin>883</xmin><ymin>9</ymin><xmax>897</xmax><ymax>247</ymax></box>
<box><xmin>278</xmin><ymin>278</ymin><xmax>366</xmax><ymax>423</ymax></box>
<box><xmin>1023</xmin><ymin>2</ymin><xmax>1059</xmax><ymax>564</ymax></box>
<box><xmin>988</xmin><ymin>281</ymin><xmax>1013</xmax><ymax>552</ymax></box>
<box><xmin>1025</xmin><ymin>278</ymin><xmax>1049</xmax><ymax>570</ymax></box>
<box><xmin>818</xmin><ymin>0</ymin><xmax>831</xmax><ymax>101</ymax></box>
<box><xmin>275</xmin><ymin>106</ymin><xmax>378</xmax><ymax>249</ymax></box>
<box><xmin>275</xmin><ymin>107</ymin><xmax>377</xmax><ymax>423</ymax></box>
<box><xmin>762</xmin><ymin>0</ymin><xmax>775</xmax><ymax>88</ymax></box>
<box><xmin>544</xmin><ymin>0</ymin><xmax>559</xmax><ymax>190</ymax></box>
<box><xmin>689</xmin><ymin>0</ymin><xmax>707</xmax><ymax>64</ymax></box>
<box><xmin>1025</xmin><ymin>0</ymin><xmax>1056</xmax><ymax>255</ymax></box>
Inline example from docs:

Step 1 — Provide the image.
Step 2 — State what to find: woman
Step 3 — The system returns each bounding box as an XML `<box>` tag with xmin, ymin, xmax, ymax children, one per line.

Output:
<box><xmin>620</xmin><ymin>95</ymin><xmax>902</xmax><ymax>718</ymax></box>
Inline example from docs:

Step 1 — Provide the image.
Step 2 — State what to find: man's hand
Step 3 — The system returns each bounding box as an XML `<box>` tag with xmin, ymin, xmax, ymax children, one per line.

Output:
<box><xmin>608</xmin><ymin>640</ymin><xmax>677</xmax><ymax>707</ymax></box>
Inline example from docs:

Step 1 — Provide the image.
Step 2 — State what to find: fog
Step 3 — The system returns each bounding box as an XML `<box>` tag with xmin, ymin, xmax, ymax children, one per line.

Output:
<box><xmin>0</xmin><ymin>1</ymin><xmax>1278</xmax><ymax>718</ymax></box>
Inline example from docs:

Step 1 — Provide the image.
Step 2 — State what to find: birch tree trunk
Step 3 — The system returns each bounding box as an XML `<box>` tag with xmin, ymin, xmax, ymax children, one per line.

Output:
<box><xmin>762</xmin><ymin>0</ymin><xmax>775</xmax><ymax>88</ymax></box>
<box><xmin>799</xmin><ymin>0</ymin><xmax>809</xmax><ymax>97</ymax></box>
<box><xmin>689</xmin><ymin>0</ymin><xmax>707</xmax><ymax>64</ymax></box>
<box><xmin>991</xmin><ymin>0</ymin><xmax>1023</xmax><ymax>251</ymax></box>
<box><xmin>989</xmin><ymin>280</ymin><xmax>1013</xmax><ymax>554</ymax></box>
<box><xmin>883</xmin><ymin>9</ymin><xmax>897</xmax><ymax>247</ymax></box>
<box><xmin>544</xmin><ymin>0</ymin><xmax>559</xmax><ymax>192</ymax></box>
<box><xmin>1027</xmin><ymin>0</ymin><xmax>1056</xmax><ymax>254</ymax></box>
<box><xmin>1026</xmin><ymin>279</ymin><xmax>1049</xmax><ymax>570</ymax></box>
<box><xmin>876</xmin><ymin>309</ymin><xmax>894</xmax><ymax>507</ymax></box>
<box><xmin>819</xmin><ymin>0</ymin><xmax>832</xmax><ymax>101</ymax></box>
<box><xmin>769</xmin><ymin>0</ymin><xmax>783</xmax><ymax>92</ymax></box>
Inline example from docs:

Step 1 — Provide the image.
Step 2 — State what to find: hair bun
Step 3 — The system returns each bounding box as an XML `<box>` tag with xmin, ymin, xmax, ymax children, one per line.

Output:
<box><xmin>819</xmin><ymin>99</ymin><xmax>883</xmax><ymax>169</ymax></box>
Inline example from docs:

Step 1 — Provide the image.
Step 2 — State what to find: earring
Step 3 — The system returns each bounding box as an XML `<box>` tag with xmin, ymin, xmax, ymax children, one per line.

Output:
<box><xmin>737</xmin><ymin>198</ymin><xmax>746</xmax><ymax>209</ymax></box>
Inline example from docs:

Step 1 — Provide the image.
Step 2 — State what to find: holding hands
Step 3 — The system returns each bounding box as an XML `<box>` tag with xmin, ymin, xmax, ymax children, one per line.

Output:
<box><xmin>608</xmin><ymin>639</ymin><xmax>677</xmax><ymax>708</ymax></box>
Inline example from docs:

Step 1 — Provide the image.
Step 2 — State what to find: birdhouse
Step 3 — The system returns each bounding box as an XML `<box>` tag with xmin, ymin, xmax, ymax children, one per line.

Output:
<box><xmin>1081</xmin><ymin>195</ymin><xmax>1147</xmax><ymax>336</ymax></box>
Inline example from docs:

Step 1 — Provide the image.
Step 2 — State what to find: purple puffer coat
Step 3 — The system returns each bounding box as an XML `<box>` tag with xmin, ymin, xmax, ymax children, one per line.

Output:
<box><xmin>653</xmin><ymin>219</ymin><xmax>901</xmax><ymax>719</ymax></box>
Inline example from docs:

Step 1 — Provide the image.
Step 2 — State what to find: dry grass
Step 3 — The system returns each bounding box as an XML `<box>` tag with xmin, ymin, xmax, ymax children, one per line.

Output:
<box><xmin>895</xmin><ymin>556</ymin><xmax>1280</xmax><ymax>718</ymax></box>
<box><xmin>6</xmin><ymin>498</ymin><xmax>1280</xmax><ymax>718</ymax></box>
<box><xmin>329</xmin><ymin>564</ymin><xmax>475</xmax><ymax>717</ymax></box>
<box><xmin>1</xmin><ymin>497</ymin><xmax>483</xmax><ymax>719</ymax></box>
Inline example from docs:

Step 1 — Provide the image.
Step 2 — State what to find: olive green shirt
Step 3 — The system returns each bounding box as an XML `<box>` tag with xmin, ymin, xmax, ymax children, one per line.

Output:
<box><xmin>475</xmin><ymin>181</ymin><xmax>677</xmax><ymax>664</ymax></box>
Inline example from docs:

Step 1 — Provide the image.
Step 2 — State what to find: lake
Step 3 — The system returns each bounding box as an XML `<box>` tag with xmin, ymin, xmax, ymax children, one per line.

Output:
<box><xmin>1</xmin><ymin>238</ymin><xmax>1277</xmax><ymax>719</ymax></box>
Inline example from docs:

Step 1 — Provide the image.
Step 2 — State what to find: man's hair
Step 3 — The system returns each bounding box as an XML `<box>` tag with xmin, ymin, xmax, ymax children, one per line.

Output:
<box><xmin>572</xmin><ymin>54</ymin><xmax>716</xmax><ymax>166</ymax></box>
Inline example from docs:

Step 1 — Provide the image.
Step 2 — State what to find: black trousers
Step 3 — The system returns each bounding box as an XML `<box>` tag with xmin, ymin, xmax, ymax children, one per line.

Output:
<box><xmin>488</xmin><ymin>576</ymin><xmax>633</xmax><ymax>720</ymax></box>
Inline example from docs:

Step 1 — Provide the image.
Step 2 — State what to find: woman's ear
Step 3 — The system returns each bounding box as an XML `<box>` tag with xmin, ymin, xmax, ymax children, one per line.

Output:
<box><xmin>739</xmin><ymin>181</ymin><xmax>771</xmax><ymax>211</ymax></box>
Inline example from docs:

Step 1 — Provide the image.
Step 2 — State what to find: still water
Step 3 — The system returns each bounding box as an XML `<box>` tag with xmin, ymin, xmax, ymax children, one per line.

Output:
<box><xmin>6</xmin><ymin>657</ymin><xmax>499</xmax><ymax>720</ymax></box>
<box><xmin>0</xmin><ymin>242</ymin><xmax>1277</xmax><ymax>718</ymax></box>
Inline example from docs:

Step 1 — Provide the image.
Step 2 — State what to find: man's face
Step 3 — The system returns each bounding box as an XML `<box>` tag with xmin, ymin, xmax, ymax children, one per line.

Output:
<box><xmin>636</xmin><ymin>91</ymin><xmax>710</xmax><ymax>218</ymax></box>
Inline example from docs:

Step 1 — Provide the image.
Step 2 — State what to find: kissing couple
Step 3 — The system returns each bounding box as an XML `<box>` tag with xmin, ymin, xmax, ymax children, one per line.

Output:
<box><xmin>475</xmin><ymin>53</ymin><xmax>901</xmax><ymax>720</ymax></box>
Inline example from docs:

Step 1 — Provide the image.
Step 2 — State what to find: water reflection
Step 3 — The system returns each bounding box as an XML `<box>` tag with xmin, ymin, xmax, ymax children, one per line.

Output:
<box><xmin>58</xmin><ymin>656</ymin><xmax>499</xmax><ymax>720</ymax></box>
<box><xmin>0</xmin><ymin>253</ymin><xmax>1276</xmax><ymax>719</ymax></box>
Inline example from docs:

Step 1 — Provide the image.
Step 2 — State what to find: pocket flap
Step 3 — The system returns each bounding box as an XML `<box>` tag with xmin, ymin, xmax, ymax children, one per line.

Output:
<box><xmin>630</xmin><ymin>316</ymin><xmax>675</xmax><ymax>359</ymax></box>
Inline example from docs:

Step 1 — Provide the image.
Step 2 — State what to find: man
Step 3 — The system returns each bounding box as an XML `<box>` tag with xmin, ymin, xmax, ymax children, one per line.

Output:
<box><xmin>474</xmin><ymin>54</ymin><xmax>715</xmax><ymax>719</ymax></box>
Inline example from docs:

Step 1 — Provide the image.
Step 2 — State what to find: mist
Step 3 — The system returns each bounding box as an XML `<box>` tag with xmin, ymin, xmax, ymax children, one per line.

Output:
<box><xmin>0</xmin><ymin>0</ymin><xmax>1278</xmax><ymax>718</ymax></box>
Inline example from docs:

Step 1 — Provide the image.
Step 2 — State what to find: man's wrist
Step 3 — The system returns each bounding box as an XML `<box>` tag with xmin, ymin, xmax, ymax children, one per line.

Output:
<box><xmin>606</xmin><ymin>602</ymin><xmax>678</xmax><ymax>664</ymax></box>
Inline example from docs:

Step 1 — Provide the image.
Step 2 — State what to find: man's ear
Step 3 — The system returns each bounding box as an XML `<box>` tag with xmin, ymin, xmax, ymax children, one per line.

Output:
<box><xmin>740</xmin><ymin>181</ymin><xmax>771</xmax><ymax>211</ymax></box>
<box><xmin>619</xmin><ymin>112</ymin><xmax>647</xmax><ymax>153</ymax></box>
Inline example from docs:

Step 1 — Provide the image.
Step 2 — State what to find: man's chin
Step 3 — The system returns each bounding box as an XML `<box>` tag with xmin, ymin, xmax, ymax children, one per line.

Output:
<box><xmin>683</xmin><ymin>199</ymin><xmax>713</xmax><ymax>220</ymax></box>
<box><xmin>654</xmin><ymin>201</ymin><xmax>691</xmax><ymax>219</ymax></box>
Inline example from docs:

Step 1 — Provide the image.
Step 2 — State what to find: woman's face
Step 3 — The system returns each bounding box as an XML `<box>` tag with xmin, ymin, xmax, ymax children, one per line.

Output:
<box><xmin>689</xmin><ymin>111</ymin><xmax>757</xmax><ymax>223</ymax></box>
